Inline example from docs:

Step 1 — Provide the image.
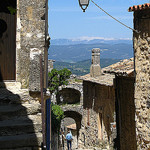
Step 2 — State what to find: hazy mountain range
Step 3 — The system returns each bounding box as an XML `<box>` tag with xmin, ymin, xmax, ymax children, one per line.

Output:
<box><xmin>48</xmin><ymin>38</ymin><xmax>133</xmax><ymax>63</ymax></box>
<box><xmin>50</xmin><ymin>38</ymin><xmax>132</xmax><ymax>45</ymax></box>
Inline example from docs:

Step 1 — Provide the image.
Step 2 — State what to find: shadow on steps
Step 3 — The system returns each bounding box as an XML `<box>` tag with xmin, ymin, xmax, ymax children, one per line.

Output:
<box><xmin>0</xmin><ymin>81</ymin><xmax>42</xmax><ymax>150</ymax></box>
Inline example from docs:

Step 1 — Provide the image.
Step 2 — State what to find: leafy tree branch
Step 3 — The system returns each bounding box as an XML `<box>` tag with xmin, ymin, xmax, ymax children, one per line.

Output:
<box><xmin>48</xmin><ymin>68</ymin><xmax>72</xmax><ymax>95</ymax></box>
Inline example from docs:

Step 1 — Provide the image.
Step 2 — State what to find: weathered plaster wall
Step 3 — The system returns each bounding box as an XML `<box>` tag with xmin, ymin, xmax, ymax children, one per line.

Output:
<box><xmin>78</xmin><ymin>81</ymin><xmax>115</xmax><ymax>149</ymax></box>
<box><xmin>16</xmin><ymin>0</ymin><xmax>48</xmax><ymax>91</ymax></box>
<box><xmin>133</xmin><ymin>9</ymin><xmax>150</xmax><ymax>150</ymax></box>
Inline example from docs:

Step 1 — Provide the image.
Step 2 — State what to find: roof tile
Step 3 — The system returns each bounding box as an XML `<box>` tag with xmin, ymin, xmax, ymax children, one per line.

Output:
<box><xmin>128</xmin><ymin>3</ymin><xmax>150</xmax><ymax>12</ymax></box>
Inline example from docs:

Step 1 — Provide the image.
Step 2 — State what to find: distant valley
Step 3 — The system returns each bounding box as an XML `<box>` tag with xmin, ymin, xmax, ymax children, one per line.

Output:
<box><xmin>54</xmin><ymin>59</ymin><xmax>121</xmax><ymax>76</ymax></box>
<box><xmin>48</xmin><ymin>38</ymin><xmax>133</xmax><ymax>75</ymax></box>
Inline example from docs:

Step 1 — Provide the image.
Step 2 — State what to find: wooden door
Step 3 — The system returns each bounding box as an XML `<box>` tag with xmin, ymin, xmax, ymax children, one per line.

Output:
<box><xmin>0</xmin><ymin>12</ymin><xmax>16</xmax><ymax>81</ymax></box>
<box><xmin>115</xmin><ymin>76</ymin><xmax>136</xmax><ymax>150</ymax></box>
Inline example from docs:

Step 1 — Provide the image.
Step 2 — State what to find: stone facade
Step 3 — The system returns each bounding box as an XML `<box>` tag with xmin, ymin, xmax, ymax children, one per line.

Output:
<box><xmin>16</xmin><ymin>0</ymin><xmax>49</xmax><ymax>91</ymax></box>
<box><xmin>78</xmin><ymin>80</ymin><xmax>115</xmax><ymax>150</ymax></box>
<box><xmin>78</xmin><ymin>48</ymin><xmax>116</xmax><ymax>149</ymax></box>
<box><xmin>129</xmin><ymin>5</ymin><xmax>150</xmax><ymax>149</ymax></box>
<box><xmin>48</xmin><ymin>60</ymin><xmax>55</xmax><ymax>73</ymax></box>
<box><xmin>0</xmin><ymin>0</ymin><xmax>49</xmax><ymax>149</ymax></box>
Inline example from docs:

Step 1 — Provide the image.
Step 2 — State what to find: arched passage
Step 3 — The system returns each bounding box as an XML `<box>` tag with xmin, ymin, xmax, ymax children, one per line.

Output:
<box><xmin>57</xmin><ymin>88</ymin><xmax>81</xmax><ymax>104</ymax></box>
<box><xmin>64</xmin><ymin>111</ymin><xmax>82</xmax><ymax>130</ymax></box>
<box><xmin>60</xmin><ymin>111</ymin><xmax>82</xmax><ymax>149</ymax></box>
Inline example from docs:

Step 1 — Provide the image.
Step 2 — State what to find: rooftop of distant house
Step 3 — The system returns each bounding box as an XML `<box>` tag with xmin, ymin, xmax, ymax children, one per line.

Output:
<box><xmin>102</xmin><ymin>58</ymin><xmax>134</xmax><ymax>76</ymax></box>
<box><xmin>128</xmin><ymin>3</ymin><xmax>150</xmax><ymax>12</ymax></box>
<box><xmin>80</xmin><ymin>58</ymin><xmax>134</xmax><ymax>86</ymax></box>
<box><xmin>66</xmin><ymin>124</ymin><xmax>76</xmax><ymax>130</ymax></box>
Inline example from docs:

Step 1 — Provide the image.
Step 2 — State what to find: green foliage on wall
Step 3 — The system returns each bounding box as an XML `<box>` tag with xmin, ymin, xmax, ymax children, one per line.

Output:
<box><xmin>51</xmin><ymin>103</ymin><xmax>64</xmax><ymax>133</ymax></box>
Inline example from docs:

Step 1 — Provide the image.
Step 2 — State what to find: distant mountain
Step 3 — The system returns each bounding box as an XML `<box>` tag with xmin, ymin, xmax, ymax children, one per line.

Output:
<box><xmin>49</xmin><ymin>42</ymin><xmax>133</xmax><ymax>63</ymax></box>
<box><xmin>49</xmin><ymin>38</ymin><xmax>133</xmax><ymax>75</ymax></box>
<box><xmin>54</xmin><ymin>58</ymin><xmax>121</xmax><ymax>76</ymax></box>
<box><xmin>50</xmin><ymin>38</ymin><xmax>132</xmax><ymax>45</ymax></box>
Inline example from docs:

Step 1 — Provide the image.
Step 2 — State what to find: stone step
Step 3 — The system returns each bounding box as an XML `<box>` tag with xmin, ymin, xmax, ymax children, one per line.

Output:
<box><xmin>0</xmin><ymin>115</ymin><xmax>42</xmax><ymax>136</ymax></box>
<box><xmin>0</xmin><ymin>82</ymin><xmax>21</xmax><ymax>89</ymax></box>
<box><xmin>0</xmin><ymin>103</ymin><xmax>41</xmax><ymax>120</ymax></box>
<box><xmin>0</xmin><ymin>88</ymin><xmax>30</xmax><ymax>104</ymax></box>
<box><xmin>0</xmin><ymin>81</ymin><xmax>31</xmax><ymax>104</ymax></box>
<box><xmin>0</xmin><ymin>133</ymin><xmax>42</xmax><ymax>149</ymax></box>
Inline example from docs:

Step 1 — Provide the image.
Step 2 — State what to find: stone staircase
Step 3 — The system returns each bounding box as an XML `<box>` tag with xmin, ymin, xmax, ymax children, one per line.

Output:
<box><xmin>0</xmin><ymin>82</ymin><xmax>42</xmax><ymax>150</ymax></box>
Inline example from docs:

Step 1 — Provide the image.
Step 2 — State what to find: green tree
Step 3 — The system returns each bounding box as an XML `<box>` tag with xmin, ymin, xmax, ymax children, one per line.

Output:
<box><xmin>48</xmin><ymin>68</ymin><xmax>72</xmax><ymax>95</ymax></box>
<box><xmin>48</xmin><ymin>68</ymin><xmax>71</xmax><ymax>133</ymax></box>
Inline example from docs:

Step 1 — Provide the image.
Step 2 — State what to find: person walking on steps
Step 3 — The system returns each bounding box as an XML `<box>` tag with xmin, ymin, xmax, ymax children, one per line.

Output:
<box><xmin>66</xmin><ymin>130</ymin><xmax>73</xmax><ymax>150</ymax></box>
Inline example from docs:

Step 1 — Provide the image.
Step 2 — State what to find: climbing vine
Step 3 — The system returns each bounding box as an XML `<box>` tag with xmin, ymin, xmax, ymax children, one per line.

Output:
<box><xmin>51</xmin><ymin>103</ymin><xmax>64</xmax><ymax>133</ymax></box>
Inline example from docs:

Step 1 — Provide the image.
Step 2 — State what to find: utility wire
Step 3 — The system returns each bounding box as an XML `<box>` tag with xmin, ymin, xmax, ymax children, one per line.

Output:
<box><xmin>90</xmin><ymin>0</ymin><xmax>140</xmax><ymax>33</ymax></box>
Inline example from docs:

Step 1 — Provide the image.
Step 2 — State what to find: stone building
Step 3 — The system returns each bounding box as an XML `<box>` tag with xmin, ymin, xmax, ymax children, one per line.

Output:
<box><xmin>79</xmin><ymin>73</ymin><xmax>115</xmax><ymax>149</ymax></box>
<box><xmin>78</xmin><ymin>48</ymin><xmax>134</xmax><ymax>149</ymax></box>
<box><xmin>129</xmin><ymin>3</ymin><xmax>150</xmax><ymax>150</ymax></box>
<box><xmin>0</xmin><ymin>0</ymin><xmax>49</xmax><ymax>149</ymax></box>
<box><xmin>105</xmin><ymin>59</ymin><xmax>136</xmax><ymax>150</ymax></box>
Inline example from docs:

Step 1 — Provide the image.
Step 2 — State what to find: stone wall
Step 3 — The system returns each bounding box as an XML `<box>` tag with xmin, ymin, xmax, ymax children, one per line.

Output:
<box><xmin>16</xmin><ymin>0</ymin><xmax>48</xmax><ymax>91</ymax></box>
<box><xmin>48</xmin><ymin>60</ymin><xmax>54</xmax><ymax>73</ymax></box>
<box><xmin>0</xmin><ymin>0</ymin><xmax>49</xmax><ymax>149</ymax></box>
<box><xmin>51</xmin><ymin>132</ymin><xmax>59</xmax><ymax>150</ymax></box>
<box><xmin>133</xmin><ymin>9</ymin><xmax>150</xmax><ymax>150</ymax></box>
<box><xmin>78</xmin><ymin>81</ymin><xmax>115</xmax><ymax>149</ymax></box>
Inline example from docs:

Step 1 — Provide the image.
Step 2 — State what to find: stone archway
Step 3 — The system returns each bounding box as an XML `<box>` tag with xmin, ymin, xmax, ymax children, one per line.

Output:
<box><xmin>64</xmin><ymin>111</ymin><xmax>82</xmax><ymax>130</ymax></box>
<box><xmin>60</xmin><ymin>110</ymin><xmax>82</xmax><ymax>149</ymax></box>
<box><xmin>57</xmin><ymin>88</ymin><xmax>81</xmax><ymax>104</ymax></box>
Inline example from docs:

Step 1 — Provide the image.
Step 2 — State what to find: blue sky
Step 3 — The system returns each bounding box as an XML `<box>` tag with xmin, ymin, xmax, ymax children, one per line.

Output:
<box><xmin>48</xmin><ymin>0</ymin><xmax>149</xmax><ymax>40</ymax></box>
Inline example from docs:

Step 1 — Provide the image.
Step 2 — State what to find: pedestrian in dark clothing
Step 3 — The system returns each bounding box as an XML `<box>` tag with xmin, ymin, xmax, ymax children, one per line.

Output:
<box><xmin>61</xmin><ymin>131</ymin><xmax>65</xmax><ymax>150</ymax></box>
